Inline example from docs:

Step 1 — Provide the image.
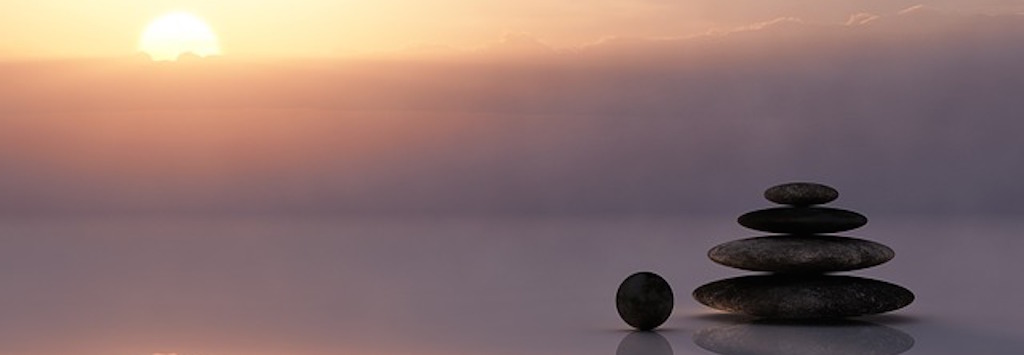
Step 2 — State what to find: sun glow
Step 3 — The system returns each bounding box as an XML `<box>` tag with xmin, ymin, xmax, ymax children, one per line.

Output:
<box><xmin>139</xmin><ymin>12</ymin><xmax>221</xmax><ymax>61</ymax></box>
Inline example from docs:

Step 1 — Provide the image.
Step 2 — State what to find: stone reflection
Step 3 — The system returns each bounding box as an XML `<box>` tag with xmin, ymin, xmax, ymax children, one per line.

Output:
<box><xmin>617</xmin><ymin>331</ymin><xmax>673</xmax><ymax>355</ymax></box>
<box><xmin>693</xmin><ymin>319</ymin><xmax>914</xmax><ymax>355</ymax></box>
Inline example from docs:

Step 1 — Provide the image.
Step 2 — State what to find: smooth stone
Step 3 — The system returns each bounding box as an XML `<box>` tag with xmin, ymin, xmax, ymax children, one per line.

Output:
<box><xmin>694</xmin><ymin>319</ymin><xmax>915</xmax><ymax>355</ymax></box>
<box><xmin>764</xmin><ymin>182</ymin><xmax>840</xmax><ymax>206</ymax></box>
<box><xmin>708</xmin><ymin>235</ymin><xmax>894</xmax><ymax>273</ymax></box>
<box><xmin>617</xmin><ymin>331</ymin><xmax>674</xmax><ymax>355</ymax></box>
<box><xmin>738</xmin><ymin>207</ymin><xmax>867</xmax><ymax>234</ymax></box>
<box><xmin>617</xmin><ymin>271</ymin><xmax>674</xmax><ymax>330</ymax></box>
<box><xmin>693</xmin><ymin>275</ymin><xmax>914</xmax><ymax>319</ymax></box>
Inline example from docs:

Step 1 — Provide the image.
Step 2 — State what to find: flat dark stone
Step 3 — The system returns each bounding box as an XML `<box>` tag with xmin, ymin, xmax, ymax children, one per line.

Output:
<box><xmin>694</xmin><ymin>319</ymin><xmax>915</xmax><ymax>355</ymax></box>
<box><xmin>693</xmin><ymin>275</ymin><xmax>914</xmax><ymax>319</ymax></box>
<box><xmin>738</xmin><ymin>207</ymin><xmax>867</xmax><ymax>234</ymax></box>
<box><xmin>764</xmin><ymin>182</ymin><xmax>839</xmax><ymax>206</ymax></box>
<box><xmin>708</xmin><ymin>235</ymin><xmax>894</xmax><ymax>273</ymax></box>
<box><xmin>617</xmin><ymin>271</ymin><xmax>674</xmax><ymax>330</ymax></box>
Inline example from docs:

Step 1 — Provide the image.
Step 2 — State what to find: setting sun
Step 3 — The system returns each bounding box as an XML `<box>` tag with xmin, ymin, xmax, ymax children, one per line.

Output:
<box><xmin>139</xmin><ymin>11</ymin><xmax>221</xmax><ymax>61</ymax></box>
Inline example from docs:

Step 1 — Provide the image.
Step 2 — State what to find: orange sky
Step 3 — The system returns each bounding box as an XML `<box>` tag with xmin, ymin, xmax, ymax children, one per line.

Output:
<box><xmin>1</xmin><ymin>0</ymin><xmax>1021</xmax><ymax>59</ymax></box>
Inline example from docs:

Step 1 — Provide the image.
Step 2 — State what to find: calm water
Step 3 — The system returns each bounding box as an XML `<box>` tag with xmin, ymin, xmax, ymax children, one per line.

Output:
<box><xmin>0</xmin><ymin>215</ymin><xmax>1021</xmax><ymax>354</ymax></box>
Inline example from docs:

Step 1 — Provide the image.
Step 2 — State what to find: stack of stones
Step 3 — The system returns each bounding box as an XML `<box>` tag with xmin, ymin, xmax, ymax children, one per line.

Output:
<box><xmin>693</xmin><ymin>182</ymin><xmax>914</xmax><ymax>319</ymax></box>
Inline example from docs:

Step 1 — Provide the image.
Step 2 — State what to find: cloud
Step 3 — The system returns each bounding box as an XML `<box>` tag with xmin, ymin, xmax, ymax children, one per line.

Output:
<box><xmin>360</xmin><ymin>6</ymin><xmax>997</xmax><ymax>61</ymax></box>
<box><xmin>726</xmin><ymin>16</ymin><xmax>805</xmax><ymax>32</ymax></box>
<box><xmin>364</xmin><ymin>32</ymin><xmax>560</xmax><ymax>61</ymax></box>
<box><xmin>846</xmin><ymin>13</ymin><xmax>881</xmax><ymax>26</ymax></box>
<box><xmin>898</xmin><ymin>4</ymin><xmax>940</xmax><ymax>15</ymax></box>
<box><xmin>473</xmin><ymin>32</ymin><xmax>560</xmax><ymax>58</ymax></box>
<box><xmin>395</xmin><ymin>43</ymin><xmax>463</xmax><ymax>57</ymax></box>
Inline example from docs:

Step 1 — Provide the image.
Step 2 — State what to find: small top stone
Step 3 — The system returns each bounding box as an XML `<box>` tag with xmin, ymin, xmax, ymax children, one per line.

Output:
<box><xmin>765</xmin><ymin>182</ymin><xmax>839</xmax><ymax>206</ymax></box>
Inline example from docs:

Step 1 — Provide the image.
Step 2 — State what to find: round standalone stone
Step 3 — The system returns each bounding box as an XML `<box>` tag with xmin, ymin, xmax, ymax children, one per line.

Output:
<box><xmin>738</xmin><ymin>207</ymin><xmax>867</xmax><ymax>234</ymax></box>
<box><xmin>617</xmin><ymin>272</ymin><xmax>674</xmax><ymax>330</ymax></box>
<box><xmin>693</xmin><ymin>275</ymin><xmax>914</xmax><ymax>319</ymax></box>
<box><xmin>708</xmin><ymin>235</ymin><xmax>894</xmax><ymax>273</ymax></box>
<box><xmin>694</xmin><ymin>320</ymin><xmax>915</xmax><ymax>355</ymax></box>
<box><xmin>764</xmin><ymin>182</ymin><xmax>839</xmax><ymax>206</ymax></box>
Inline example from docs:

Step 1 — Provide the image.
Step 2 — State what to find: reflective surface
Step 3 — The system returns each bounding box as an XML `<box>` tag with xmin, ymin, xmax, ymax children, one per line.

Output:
<box><xmin>694</xmin><ymin>319</ymin><xmax>914</xmax><ymax>355</ymax></box>
<box><xmin>0</xmin><ymin>216</ymin><xmax>1021</xmax><ymax>354</ymax></box>
<box><xmin>618</xmin><ymin>331</ymin><xmax>673</xmax><ymax>355</ymax></box>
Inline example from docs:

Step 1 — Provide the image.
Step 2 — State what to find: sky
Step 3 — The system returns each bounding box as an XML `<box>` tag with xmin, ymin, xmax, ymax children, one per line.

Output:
<box><xmin>2</xmin><ymin>5</ymin><xmax>1024</xmax><ymax>216</ymax></box>
<box><xmin>1</xmin><ymin>0</ymin><xmax>1023</xmax><ymax>58</ymax></box>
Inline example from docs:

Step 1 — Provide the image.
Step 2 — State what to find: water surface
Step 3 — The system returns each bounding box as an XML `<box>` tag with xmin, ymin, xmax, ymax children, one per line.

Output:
<box><xmin>0</xmin><ymin>215</ymin><xmax>1021</xmax><ymax>354</ymax></box>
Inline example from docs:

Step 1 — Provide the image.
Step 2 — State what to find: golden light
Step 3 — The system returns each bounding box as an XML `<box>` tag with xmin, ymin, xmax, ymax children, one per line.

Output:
<box><xmin>139</xmin><ymin>12</ymin><xmax>221</xmax><ymax>61</ymax></box>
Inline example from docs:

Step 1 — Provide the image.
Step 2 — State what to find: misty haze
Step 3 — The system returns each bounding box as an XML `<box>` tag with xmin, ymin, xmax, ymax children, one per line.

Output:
<box><xmin>3</xmin><ymin>8</ymin><xmax>1023</xmax><ymax>216</ymax></box>
<box><xmin>3</xmin><ymin>4</ymin><xmax>1024</xmax><ymax>355</ymax></box>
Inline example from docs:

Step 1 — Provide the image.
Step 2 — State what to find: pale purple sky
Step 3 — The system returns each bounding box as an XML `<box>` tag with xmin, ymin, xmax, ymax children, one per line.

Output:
<box><xmin>1</xmin><ymin>8</ymin><xmax>1022</xmax><ymax>216</ymax></box>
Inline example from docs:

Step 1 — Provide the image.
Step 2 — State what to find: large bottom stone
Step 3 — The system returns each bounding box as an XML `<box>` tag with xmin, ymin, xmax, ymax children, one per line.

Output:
<box><xmin>694</xmin><ymin>320</ymin><xmax>915</xmax><ymax>355</ymax></box>
<box><xmin>693</xmin><ymin>275</ymin><xmax>914</xmax><ymax>319</ymax></box>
